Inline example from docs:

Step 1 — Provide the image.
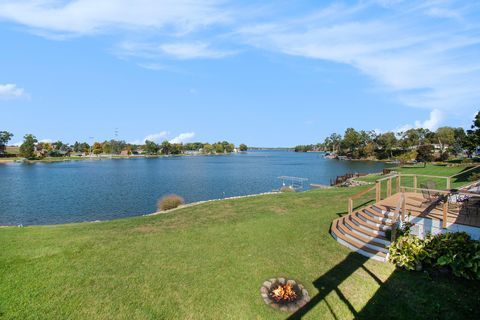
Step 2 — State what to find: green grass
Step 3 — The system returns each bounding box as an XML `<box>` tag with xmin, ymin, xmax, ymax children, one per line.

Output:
<box><xmin>357</xmin><ymin>164</ymin><xmax>480</xmax><ymax>191</ymax></box>
<box><xmin>1</xmin><ymin>188</ymin><xmax>479</xmax><ymax>319</ymax></box>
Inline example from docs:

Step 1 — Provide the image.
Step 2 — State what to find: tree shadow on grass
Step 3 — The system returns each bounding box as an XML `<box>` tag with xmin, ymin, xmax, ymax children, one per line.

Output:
<box><xmin>286</xmin><ymin>250</ymin><xmax>480</xmax><ymax>319</ymax></box>
<box><xmin>287</xmin><ymin>252</ymin><xmax>370</xmax><ymax>320</ymax></box>
<box><xmin>452</xmin><ymin>166</ymin><xmax>480</xmax><ymax>185</ymax></box>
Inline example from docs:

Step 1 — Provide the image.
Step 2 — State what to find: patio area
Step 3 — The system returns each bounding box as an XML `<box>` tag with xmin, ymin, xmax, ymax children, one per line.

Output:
<box><xmin>378</xmin><ymin>191</ymin><xmax>480</xmax><ymax>228</ymax></box>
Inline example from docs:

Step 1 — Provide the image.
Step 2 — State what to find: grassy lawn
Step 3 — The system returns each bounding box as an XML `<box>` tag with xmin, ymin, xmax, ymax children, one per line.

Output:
<box><xmin>1</xmin><ymin>188</ymin><xmax>479</xmax><ymax>319</ymax></box>
<box><xmin>357</xmin><ymin>164</ymin><xmax>480</xmax><ymax>193</ymax></box>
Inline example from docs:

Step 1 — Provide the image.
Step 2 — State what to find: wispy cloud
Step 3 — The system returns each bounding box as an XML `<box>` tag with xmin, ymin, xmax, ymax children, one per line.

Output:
<box><xmin>0</xmin><ymin>0</ymin><xmax>230</xmax><ymax>36</ymax></box>
<box><xmin>160</xmin><ymin>42</ymin><xmax>235</xmax><ymax>59</ymax></box>
<box><xmin>117</xmin><ymin>41</ymin><xmax>235</xmax><ymax>60</ymax></box>
<box><xmin>238</xmin><ymin>2</ymin><xmax>480</xmax><ymax>115</ymax></box>
<box><xmin>0</xmin><ymin>83</ymin><xmax>27</xmax><ymax>99</ymax></box>
<box><xmin>170</xmin><ymin>132</ymin><xmax>195</xmax><ymax>144</ymax></box>
<box><xmin>1</xmin><ymin>0</ymin><xmax>479</xmax><ymax>124</ymax></box>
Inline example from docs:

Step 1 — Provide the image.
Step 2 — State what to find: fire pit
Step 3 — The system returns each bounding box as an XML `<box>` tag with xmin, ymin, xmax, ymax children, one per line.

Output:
<box><xmin>260</xmin><ymin>278</ymin><xmax>310</xmax><ymax>312</ymax></box>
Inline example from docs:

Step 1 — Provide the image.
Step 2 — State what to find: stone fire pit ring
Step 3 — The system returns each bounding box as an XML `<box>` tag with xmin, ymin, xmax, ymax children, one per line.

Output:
<box><xmin>260</xmin><ymin>277</ymin><xmax>310</xmax><ymax>313</ymax></box>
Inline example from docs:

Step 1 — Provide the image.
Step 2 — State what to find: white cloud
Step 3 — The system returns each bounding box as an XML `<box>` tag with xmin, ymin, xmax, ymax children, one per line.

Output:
<box><xmin>0</xmin><ymin>84</ymin><xmax>27</xmax><ymax>99</ymax></box>
<box><xmin>130</xmin><ymin>131</ymin><xmax>195</xmax><ymax>144</ymax></box>
<box><xmin>0</xmin><ymin>0</ymin><xmax>229</xmax><ymax>36</ymax></box>
<box><xmin>130</xmin><ymin>131</ymin><xmax>169</xmax><ymax>144</ymax></box>
<box><xmin>39</xmin><ymin>139</ymin><xmax>53</xmax><ymax>143</ymax></box>
<box><xmin>169</xmin><ymin>132</ymin><xmax>195</xmax><ymax>144</ymax></box>
<box><xmin>395</xmin><ymin>109</ymin><xmax>443</xmax><ymax>133</ymax></box>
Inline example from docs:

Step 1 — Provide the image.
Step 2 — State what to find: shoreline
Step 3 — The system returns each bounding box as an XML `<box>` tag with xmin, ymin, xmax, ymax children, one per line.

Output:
<box><xmin>0</xmin><ymin>191</ymin><xmax>281</xmax><ymax>228</ymax></box>
<box><xmin>0</xmin><ymin>153</ymin><xmax>235</xmax><ymax>164</ymax></box>
<box><xmin>147</xmin><ymin>191</ymin><xmax>280</xmax><ymax>216</ymax></box>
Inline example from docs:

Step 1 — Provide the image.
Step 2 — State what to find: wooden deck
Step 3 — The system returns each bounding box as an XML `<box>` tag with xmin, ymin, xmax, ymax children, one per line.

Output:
<box><xmin>378</xmin><ymin>192</ymin><xmax>480</xmax><ymax>228</ymax></box>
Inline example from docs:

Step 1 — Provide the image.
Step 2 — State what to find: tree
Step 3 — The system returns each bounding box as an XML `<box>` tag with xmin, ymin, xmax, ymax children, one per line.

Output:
<box><xmin>450</xmin><ymin>127</ymin><xmax>467</xmax><ymax>157</ymax></box>
<box><xmin>225</xmin><ymin>143</ymin><xmax>235</xmax><ymax>153</ymax></box>
<box><xmin>0</xmin><ymin>131</ymin><xmax>13</xmax><ymax>152</ymax></box>
<box><xmin>109</xmin><ymin>140</ymin><xmax>126</xmax><ymax>154</ymax></box>
<box><xmin>239</xmin><ymin>143</ymin><xmax>247</xmax><ymax>151</ymax></box>
<box><xmin>341</xmin><ymin>128</ymin><xmax>360</xmax><ymax>155</ymax></box>
<box><xmin>435</xmin><ymin>127</ymin><xmax>455</xmax><ymax>152</ymax></box>
<box><xmin>364</xmin><ymin>142</ymin><xmax>376</xmax><ymax>158</ymax></box>
<box><xmin>170</xmin><ymin>143</ymin><xmax>183</xmax><ymax>155</ymax></box>
<box><xmin>466</xmin><ymin>111</ymin><xmax>480</xmax><ymax>156</ymax></box>
<box><xmin>19</xmin><ymin>134</ymin><xmax>37</xmax><ymax>159</ymax></box>
<box><xmin>160</xmin><ymin>140</ymin><xmax>172</xmax><ymax>155</ymax></box>
<box><xmin>214</xmin><ymin>143</ymin><xmax>224</xmax><ymax>153</ymax></box>
<box><xmin>92</xmin><ymin>142</ymin><xmax>103</xmax><ymax>155</ymax></box>
<box><xmin>203</xmin><ymin>143</ymin><xmax>213</xmax><ymax>154</ymax></box>
<box><xmin>399</xmin><ymin>128</ymin><xmax>431</xmax><ymax>149</ymax></box>
<box><xmin>144</xmin><ymin>140</ymin><xmax>159</xmax><ymax>155</ymax></box>
<box><xmin>376</xmin><ymin>132</ymin><xmax>397</xmax><ymax>158</ymax></box>
<box><xmin>416</xmin><ymin>144</ymin><xmax>434</xmax><ymax>164</ymax></box>
<box><xmin>102</xmin><ymin>141</ymin><xmax>112</xmax><ymax>154</ymax></box>
<box><xmin>328</xmin><ymin>133</ymin><xmax>342</xmax><ymax>153</ymax></box>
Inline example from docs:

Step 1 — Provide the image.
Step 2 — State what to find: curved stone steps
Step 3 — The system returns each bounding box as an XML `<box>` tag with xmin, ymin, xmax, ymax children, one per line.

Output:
<box><xmin>331</xmin><ymin>218</ymin><xmax>387</xmax><ymax>262</ymax></box>
<box><xmin>356</xmin><ymin>211</ymin><xmax>393</xmax><ymax>229</ymax></box>
<box><xmin>363</xmin><ymin>208</ymin><xmax>395</xmax><ymax>224</ymax></box>
<box><xmin>336</xmin><ymin>217</ymin><xmax>388</xmax><ymax>253</ymax></box>
<box><xmin>331</xmin><ymin>204</ymin><xmax>396</xmax><ymax>262</ymax></box>
<box><xmin>343</xmin><ymin>215</ymin><xmax>390</xmax><ymax>245</ymax></box>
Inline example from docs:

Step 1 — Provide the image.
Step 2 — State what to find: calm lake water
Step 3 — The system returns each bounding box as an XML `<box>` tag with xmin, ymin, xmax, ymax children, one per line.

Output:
<box><xmin>0</xmin><ymin>151</ymin><xmax>390</xmax><ymax>225</ymax></box>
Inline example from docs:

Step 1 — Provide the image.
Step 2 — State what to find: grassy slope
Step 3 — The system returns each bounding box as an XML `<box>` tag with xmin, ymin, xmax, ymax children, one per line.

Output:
<box><xmin>358</xmin><ymin>164</ymin><xmax>480</xmax><ymax>193</ymax></box>
<box><xmin>1</xmin><ymin>188</ymin><xmax>479</xmax><ymax>319</ymax></box>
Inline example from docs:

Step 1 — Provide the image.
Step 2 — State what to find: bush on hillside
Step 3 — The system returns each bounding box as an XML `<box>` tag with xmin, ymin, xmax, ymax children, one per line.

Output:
<box><xmin>157</xmin><ymin>194</ymin><xmax>185</xmax><ymax>211</ymax></box>
<box><xmin>280</xmin><ymin>186</ymin><xmax>296</xmax><ymax>193</ymax></box>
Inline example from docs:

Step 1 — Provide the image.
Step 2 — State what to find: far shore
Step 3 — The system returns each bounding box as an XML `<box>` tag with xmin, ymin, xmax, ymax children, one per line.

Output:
<box><xmin>0</xmin><ymin>153</ymin><xmax>235</xmax><ymax>164</ymax></box>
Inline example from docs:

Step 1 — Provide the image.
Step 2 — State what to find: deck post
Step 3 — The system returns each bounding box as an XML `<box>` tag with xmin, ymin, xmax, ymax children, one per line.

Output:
<box><xmin>446</xmin><ymin>177</ymin><xmax>451</xmax><ymax>190</ymax></box>
<box><xmin>442</xmin><ymin>201</ymin><xmax>448</xmax><ymax>229</ymax></box>
<box><xmin>375</xmin><ymin>181</ymin><xmax>381</xmax><ymax>203</ymax></box>
<box><xmin>387</xmin><ymin>178</ymin><xmax>392</xmax><ymax>197</ymax></box>
<box><xmin>413</xmin><ymin>175</ymin><xmax>417</xmax><ymax>193</ymax></box>
<box><xmin>396</xmin><ymin>175</ymin><xmax>401</xmax><ymax>194</ymax></box>
<box><xmin>401</xmin><ymin>193</ymin><xmax>406</xmax><ymax>222</ymax></box>
<box><xmin>348</xmin><ymin>198</ymin><xmax>353</xmax><ymax>215</ymax></box>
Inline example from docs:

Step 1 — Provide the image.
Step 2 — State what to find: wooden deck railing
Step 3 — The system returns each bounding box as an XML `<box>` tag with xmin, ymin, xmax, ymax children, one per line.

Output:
<box><xmin>347</xmin><ymin>185</ymin><xmax>377</xmax><ymax>215</ymax></box>
<box><xmin>346</xmin><ymin>167</ymin><xmax>480</xmax><ymax>229</ymax></box>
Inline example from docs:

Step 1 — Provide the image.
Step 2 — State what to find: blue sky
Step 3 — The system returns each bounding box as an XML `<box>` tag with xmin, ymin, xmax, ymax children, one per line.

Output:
<box><xmin>1</xmin><ymin>0</ymin><xmax>479</xmax><ymax>147</ymax></box>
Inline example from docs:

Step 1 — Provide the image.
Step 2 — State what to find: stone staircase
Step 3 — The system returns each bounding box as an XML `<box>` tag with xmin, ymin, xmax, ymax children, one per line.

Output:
<box><xmin>331</xmin><ymin>204</ymin><xmax>395</xmax><ymax>262</ymax></box>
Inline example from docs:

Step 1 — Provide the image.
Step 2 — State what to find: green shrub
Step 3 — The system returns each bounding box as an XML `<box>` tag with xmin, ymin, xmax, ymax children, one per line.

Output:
<box><xmin>157</xmin><ymin>194</ymin><xmax>185</xmax><ymax>211</ymax></box>
<box><xmin>388</xmin><ymin>235</ymin><xmax>428</xmax><ymax>270</ymax></box>
<box><xmin>426</xmin><ymin>232</ymin><xmax>480</xmax><ymax>280</ymax></box>
<box><xmin>280</xmin><ymin>186</ymin><xmax>296</xmax><ymax>193</ymax></box>
<box><xmin>389</xmin><ymin>232</ymin><xmax>480</xmax><ymax>279</ymax></box>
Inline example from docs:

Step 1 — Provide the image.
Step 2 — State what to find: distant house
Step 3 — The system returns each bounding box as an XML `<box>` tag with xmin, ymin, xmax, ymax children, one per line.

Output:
<box><xmin>5</xmin><ymin>146</ymin><xmax>19</xmax><ymax>157</ymax></box>
<box><xmin>120</xmin><ymin>150</ymin><xmax>130</xmax><ymax>156</ymax></box>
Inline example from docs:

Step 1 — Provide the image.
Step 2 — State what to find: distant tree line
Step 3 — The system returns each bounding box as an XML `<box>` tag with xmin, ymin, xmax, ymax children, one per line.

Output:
<box><xmin>294</xmin><ymin>111</ymin><xmax>480</xmax><ymax>162</ymax></box>
<box><xmin>0</xmin><ymin>132</ymin><xmax>248</xmax><ymax>159</ymax></box>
